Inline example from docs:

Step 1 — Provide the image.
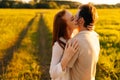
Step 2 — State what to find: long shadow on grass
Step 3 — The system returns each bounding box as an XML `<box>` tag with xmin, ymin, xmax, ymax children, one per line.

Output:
<box><xmin>33</xmin><ymin>13</ymin><xmax>52</xmax><ymax>80</ymax></box>
<box><xmin>0</xmin><ymin>15</ymin><xmax>37</xmax><ymax>75</ymax></box>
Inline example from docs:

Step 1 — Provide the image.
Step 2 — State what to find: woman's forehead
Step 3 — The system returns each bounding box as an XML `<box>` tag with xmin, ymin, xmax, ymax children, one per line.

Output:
<box><xmin>64</xmin><ymin>11</ymin><xmax>72</xmax><ymax>19</ymax></box>
<box><xmin>76</xmin><ymin>9</ymin><xmax>80</xmax><ymax>17</ymax></box>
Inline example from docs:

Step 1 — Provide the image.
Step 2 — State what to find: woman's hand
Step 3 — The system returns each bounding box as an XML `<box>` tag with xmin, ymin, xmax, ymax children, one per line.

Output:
<box><xmin>61</xmin><ymin>39</ymin><xmax>79</xmax><ymax>71</ymax></box>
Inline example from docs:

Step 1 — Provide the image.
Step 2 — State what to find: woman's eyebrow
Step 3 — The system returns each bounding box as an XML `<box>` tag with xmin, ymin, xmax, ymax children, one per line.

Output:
<box><xmin>71</xmin><ymin>15</ymin><xmax>74</xmax><ymax>19</ymax></box>
<box><xmin>70</xmin><ymin>15</ymin><xmax>74</xmax><ymax>21</ymax></box>
<box><xmin>75</xmin><ymin>14</ymin><xmax>78</xmax><ymax>18</ymax></box>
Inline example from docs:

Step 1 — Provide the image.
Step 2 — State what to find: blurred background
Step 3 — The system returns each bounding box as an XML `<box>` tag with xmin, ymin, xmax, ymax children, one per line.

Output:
<box><xmin>0</xmin><ymin>0</ymin><xmax>120</xmax><ymax>80</ymax></box>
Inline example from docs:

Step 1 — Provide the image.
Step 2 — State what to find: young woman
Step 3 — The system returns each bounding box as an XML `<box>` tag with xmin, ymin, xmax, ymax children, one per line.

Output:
<box><xmin>49</xmin><ymin>10</ymin><xmax>79</xmax><ymax>80</ymax></box>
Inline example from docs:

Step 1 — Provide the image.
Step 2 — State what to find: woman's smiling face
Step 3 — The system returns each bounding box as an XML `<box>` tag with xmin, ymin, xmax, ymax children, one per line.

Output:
<box><xmin>62</xmin><ymin>11</ymin><xmax>78</xmax><ymax>31</ymax></box>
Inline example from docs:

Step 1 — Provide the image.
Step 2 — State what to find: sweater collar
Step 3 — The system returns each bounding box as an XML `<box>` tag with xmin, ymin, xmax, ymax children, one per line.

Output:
<box><xmin>59</xmin><ymin>37</ymin><xmax>67</xmax><ymax>43</ymax></box>
<box><xmin>78</xmin><ymin>30</ymin><xmax>99</xmax><ymax>36</ymax></box>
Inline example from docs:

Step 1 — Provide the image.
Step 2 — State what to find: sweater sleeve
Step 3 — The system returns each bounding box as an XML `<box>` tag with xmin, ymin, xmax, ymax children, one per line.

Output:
<box><xmin>49</xmin><ymin>42</ymin><xmax>66</xmax><ymax>79</ymax></box>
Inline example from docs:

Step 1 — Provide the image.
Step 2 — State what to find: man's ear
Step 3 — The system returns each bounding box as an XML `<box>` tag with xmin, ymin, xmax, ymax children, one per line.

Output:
<box><xmin>78</xmin><ymin>17</ymin><xmax>84</xmax><ymax>25</ymax></box>
<box><xmin>80</xmin><ymin>17</ymin><xmax>84</xmax><ymax>24</ymax></box>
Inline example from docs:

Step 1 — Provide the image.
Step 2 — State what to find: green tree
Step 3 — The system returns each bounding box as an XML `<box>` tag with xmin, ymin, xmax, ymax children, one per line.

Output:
<box><xmin>49</xmin><ymin>1</ymin><xmax>59</xmax><ymax>9</ymax></box>
<box><xmin>33</xmin><ymin>0</ymin><xmax>40</xmax><ymax>3</ymax></box>
<box><xmin>60</xmin><ymin>4</ymin><xmax>70</xmax><ymax>9</ymax></box>
<box><xmin>0</xmin><ymin>1</ymin><xmax>10</xmax><ymax>8</ymax></box>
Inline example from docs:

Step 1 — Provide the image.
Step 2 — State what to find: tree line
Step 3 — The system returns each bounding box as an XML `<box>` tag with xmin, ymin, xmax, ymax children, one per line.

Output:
<box><xmin>0</xmin><ymin>1</ymin><xmax>120</xmax><ymax>9</ymax></box>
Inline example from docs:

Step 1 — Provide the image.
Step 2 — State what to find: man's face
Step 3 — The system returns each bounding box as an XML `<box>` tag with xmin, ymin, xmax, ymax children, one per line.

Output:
<box><xmin>75</xmin><ymin>9</ymin><xmax>81</xmax><ymax>26</ymax></box>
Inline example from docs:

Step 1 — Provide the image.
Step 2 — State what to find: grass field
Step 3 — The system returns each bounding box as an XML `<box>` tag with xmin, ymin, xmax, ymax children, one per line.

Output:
<box><xmin>0</xmin><ymin>9</ymin><xmax>120</xmax><ymax>80</ymax></box>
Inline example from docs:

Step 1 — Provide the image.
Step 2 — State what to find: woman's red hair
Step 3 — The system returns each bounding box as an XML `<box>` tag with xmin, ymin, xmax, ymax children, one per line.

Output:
<box><xmin>52</xmin><ymin>10</ymin><xmax>69</xmax><ymax>49</ymax></box>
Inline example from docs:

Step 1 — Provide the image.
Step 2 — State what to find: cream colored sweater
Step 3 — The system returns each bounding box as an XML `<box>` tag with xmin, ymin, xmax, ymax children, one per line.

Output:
<box><xmin>68</xmin><ymin>31</ymin><xmax>100</xmax><ymax>80</ymax></box>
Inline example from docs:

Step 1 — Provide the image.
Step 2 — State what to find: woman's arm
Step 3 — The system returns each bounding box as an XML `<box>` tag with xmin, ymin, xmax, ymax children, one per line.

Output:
<box><xmin>49</xmin><ymin>42</ymin><xmax>66</xmax><ymax>79</ymax></box>
<box><xmin>61</xmin><ymin>39</ymin><xmax>79</xmax><ymax>70</ymax></box>
<box><xmin>49</xmin><ymin>40</ymin><xmax>79</xmax><ymax>79</ymax></box>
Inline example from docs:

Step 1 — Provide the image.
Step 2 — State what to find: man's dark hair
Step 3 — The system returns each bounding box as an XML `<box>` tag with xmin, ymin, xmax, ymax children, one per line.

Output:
<box><xmin>78</xmin><ymin>4</ymin><xmax>98</xmax><ymax>27</ymax></box>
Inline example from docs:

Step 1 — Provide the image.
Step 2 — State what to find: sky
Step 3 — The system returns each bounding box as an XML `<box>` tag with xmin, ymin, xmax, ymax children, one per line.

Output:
<box><xmin>73</xmin><ymin>0</ymin><xmax>120</xmax><ymax>4</ymax></box>
<box><xmin>21</xmin><ymin>0</ymin><xmax>120</xmax><ymax>4</ymax></box>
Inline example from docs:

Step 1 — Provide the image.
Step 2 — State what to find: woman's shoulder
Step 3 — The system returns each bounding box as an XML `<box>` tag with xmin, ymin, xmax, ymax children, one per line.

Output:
<box><xmin>52</xmin><ymin>41</ymin><xmax>64</xmax><ymax>56</ymax></box>
<box><xmin>53</xmin><ymin>41</ymin><xmax>59</xmax><ymax>47</ymax></box>
<box><xmin>53</xmin><ymin>37</ymin><xmax>66</xmax><ymax>48</ymax></box>
<box><xmin>53</xmin><ymin>41</ymin><xmax>63</xmax><ymax>51</ymax></box>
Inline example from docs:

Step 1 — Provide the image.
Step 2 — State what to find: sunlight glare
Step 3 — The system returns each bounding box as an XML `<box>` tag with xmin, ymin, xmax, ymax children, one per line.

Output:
<box><xmin>73</xmin><ymin>0</ymin><xmax>119</xmax><ymax>4</ymax></box>
<box><xmin>22</xmin><ymin>0</ymin><xmax>31</xmax><ymax>3</ymax></box>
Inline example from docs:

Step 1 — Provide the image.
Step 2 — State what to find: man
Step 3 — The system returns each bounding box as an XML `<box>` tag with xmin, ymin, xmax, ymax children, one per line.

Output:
<box><xmin>67</xmin><ymin>4</ymin><xmax>100</xmax><ymax>80</ymax></box>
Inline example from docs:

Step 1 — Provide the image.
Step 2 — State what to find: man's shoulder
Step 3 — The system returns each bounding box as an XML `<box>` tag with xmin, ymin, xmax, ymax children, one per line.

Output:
<box><xmin>92</xmin><ymin>31</ymin><xmax>99</xmax><ymax>37</ymax></box>
<box><xmin>67</xmin><ymin>37</ymin><xmax>83</xmax><ymax>49</ymax></box>
<box><xmin>70</xmin><ymin>32</ymin><xmax>85</xmax><ymax>41</ymax></box>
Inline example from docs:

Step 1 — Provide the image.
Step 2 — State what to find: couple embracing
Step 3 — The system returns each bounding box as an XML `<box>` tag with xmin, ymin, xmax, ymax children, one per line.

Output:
<box><xmin>49</xmin><ymin>4</ymin><xmax>100</xmax><ymax>80</ymax></box>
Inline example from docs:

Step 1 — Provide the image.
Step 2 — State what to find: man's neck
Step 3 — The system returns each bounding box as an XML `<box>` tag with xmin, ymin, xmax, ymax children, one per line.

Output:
<box><xmin>79</xmin><ymin>26</ymin><xmax>88</xmax><ymax>32</ymax></box>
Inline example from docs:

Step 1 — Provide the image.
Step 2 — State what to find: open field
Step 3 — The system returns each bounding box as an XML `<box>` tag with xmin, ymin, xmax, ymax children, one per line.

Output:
<box><xmin>0</xmin><ymin>9</ymin><xmax>120</xmax><ymax>80</ymax></box>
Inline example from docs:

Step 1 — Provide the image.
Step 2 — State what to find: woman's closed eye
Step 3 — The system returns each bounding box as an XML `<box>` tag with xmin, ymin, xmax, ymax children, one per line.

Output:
<box><xmin>71</xmin><ymin>16</ymin><xmax>74</xmax><ymax>21</ymax></box>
